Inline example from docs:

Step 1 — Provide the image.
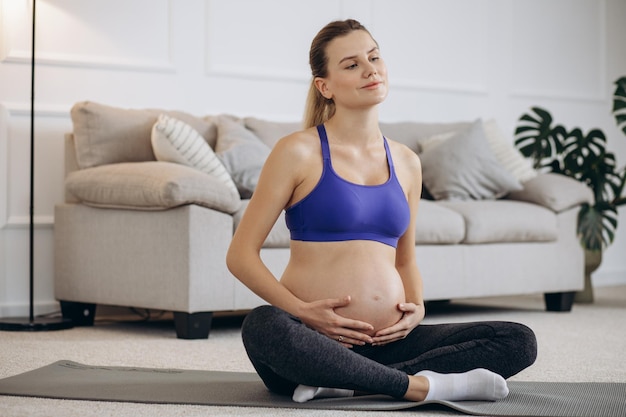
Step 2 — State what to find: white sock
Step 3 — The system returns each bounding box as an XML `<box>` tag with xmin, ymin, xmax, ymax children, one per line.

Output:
<box><xmin>415</xmin><ymin>368</ymin><xmax>509</xmax><ymax>402</ymax></box>
<box><xmin>292</xmin><ymin>384</ymin><xmax>355</xmax><ymax>403</ymax></box>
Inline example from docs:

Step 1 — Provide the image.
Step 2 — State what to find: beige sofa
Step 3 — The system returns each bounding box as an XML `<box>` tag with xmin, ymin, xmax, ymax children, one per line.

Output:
<box><xmin>54</xmin><ymin>102</ymin><xmax>593</xmax><ymax>339</ymax></box>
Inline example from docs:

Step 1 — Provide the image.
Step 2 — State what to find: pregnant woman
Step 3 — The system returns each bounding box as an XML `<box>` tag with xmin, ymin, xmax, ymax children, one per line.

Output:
<box><xmin>227</xmin><ymin>19</ymin><xmax>537</xmax><ymax>403</ymax></box>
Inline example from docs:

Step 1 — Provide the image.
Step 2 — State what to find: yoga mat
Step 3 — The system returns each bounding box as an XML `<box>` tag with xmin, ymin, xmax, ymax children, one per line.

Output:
<box><xmin>0</xmin><ymin>361</ymin><xmax>625</xmax><ymax>417</ymax></box>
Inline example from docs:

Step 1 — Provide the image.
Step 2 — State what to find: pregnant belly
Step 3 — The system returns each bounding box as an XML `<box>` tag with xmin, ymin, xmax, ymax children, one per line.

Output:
<box><xmin>334</xmin><ymin>290</ymin><xmax>404</xmax><ymax>335</ymax></box>
<box><xmin>282</xmin><ymin>265</ymin><xmax>406</xmax><ymax>335</ymax></box>
<box><xmin>282</xmin><ymin>241</ymin><xmax>407</xmax><ymax>335</ymax></box>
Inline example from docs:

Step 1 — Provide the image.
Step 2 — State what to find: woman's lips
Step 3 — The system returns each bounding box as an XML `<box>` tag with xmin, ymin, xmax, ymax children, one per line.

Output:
<box><xmin>362</xmin><ymin>81</ymin><xmax>382</xmax><ymax>89</ymax></box>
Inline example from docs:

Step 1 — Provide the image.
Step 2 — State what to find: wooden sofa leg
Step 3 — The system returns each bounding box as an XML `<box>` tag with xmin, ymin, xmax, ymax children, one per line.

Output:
<box><xmin>544</xmin><ymin>292</ymin><xmax>575</xmax><ymax>312</ymax></box>
<box><xmin>173</xmin><ymin>312</ymin><xmax>213</xmax><ymax>339</ymax></box>
<box><xmin>60</xmin><ymin>301</ymin><xmax>97</xmax><ymax>326</ymax></box>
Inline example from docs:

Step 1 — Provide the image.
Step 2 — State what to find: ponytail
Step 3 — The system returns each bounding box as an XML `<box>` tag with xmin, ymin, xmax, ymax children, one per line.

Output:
<box><xmin>303</xmin><ymin>19</ymin><xmax>371</xmax><ymax>128</ymax></box>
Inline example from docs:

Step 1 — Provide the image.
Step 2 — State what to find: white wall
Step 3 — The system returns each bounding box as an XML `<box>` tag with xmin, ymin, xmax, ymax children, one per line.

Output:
<box><xmin>1</xmin><ymin>0</ymin><xmax>625</xmax><ymax>316</ymax></box>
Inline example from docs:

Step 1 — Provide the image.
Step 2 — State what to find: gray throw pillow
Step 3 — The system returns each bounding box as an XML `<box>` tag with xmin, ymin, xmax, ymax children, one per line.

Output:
<box><xmin>420</xmin><ymin>119</ymin><xmax>523</xmax><ymax>200</ymax></box>
<box><xmin>215</xmin><ymin>116</ymin><xmax>271</xmax><ymax>198</ymax></box>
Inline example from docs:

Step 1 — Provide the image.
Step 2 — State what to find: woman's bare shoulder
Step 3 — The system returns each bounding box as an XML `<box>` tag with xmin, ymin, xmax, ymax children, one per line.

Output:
<box><xmin>386</xmin><ymin>137</ymin><xmax>422</xmax><ymax>171</ymax></box>
<box><xmin>271</xmin><ymin>127</ymin><xmax>321</xmax><ymax>161</ymax></box>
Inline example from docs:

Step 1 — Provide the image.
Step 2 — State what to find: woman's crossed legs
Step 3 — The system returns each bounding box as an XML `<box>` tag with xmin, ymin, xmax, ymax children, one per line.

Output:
<box><xmin>241</xmin><ymin>305</ymin><xmax>537</xmax><ymax>402</ymax></box>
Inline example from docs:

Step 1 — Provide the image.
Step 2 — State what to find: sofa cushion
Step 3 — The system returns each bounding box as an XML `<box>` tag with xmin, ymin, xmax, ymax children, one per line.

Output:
<box><xmin>215</xmin><ymin>117</ymin><xmax>271</xmax><ymax>199</ymax></box>
<box><xmin>151</xmin><ymin>114</ymin><xmax>239</xmax><ymax>198</ymax></box>
<box><xmin>414</xmin><ymin>200</ymin><xmax>465</xmax><ymax>244</ymax></box>
<box><xmin>440</xmin><ymin>200</ymin><xmax>558</xmax><ymax>243</ymax></box>
<box><xmin>244</xmin><ymin>117</ymin><xmax>302</xmax><ymax>148</ymax></box>
<box><xmin>506</xmin><ymin>172</ymin><xmax>594</xmax><ymax>213</ymax></box>
<box><xmin>380</xmin><ymin>121</ymin><xmax>471</xmax><ymax>154</ymax></box>
<box><xmin>233</xmin><ymin>200</ymin><xmax>291</xmax><ymax>248</ymax></box>
<box><xmin>420</xmin><ymin>120</ymin><xmax>523</xmax><ymax>200</ymax></box>
<box><xmin>70</xmin><ymin>101</ymin><xmax>217</xmax><ymax>169</ymax></box>
<box><xmin>65</xmin><ymin>161</ymin><xmax>241</xmax><ymax>213</ymax></box>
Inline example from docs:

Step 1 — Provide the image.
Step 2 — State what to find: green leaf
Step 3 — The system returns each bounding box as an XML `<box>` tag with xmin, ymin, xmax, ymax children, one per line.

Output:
<box><xmin>514</xmin><ymin>107</ymin><xmax>562</xmax><ymax>168</ymax></box>
<box><xmin>577</xmin><ymin>203</ymin><xmax>618</xmax><ymax>250</ymax></box>
<box><xmin>614</xmin><ymin>76</ymin><xmax>626</xmax><ymax>135</ymax></box>
<box><xmin>614</xmin><ymin>99</ymin><xmax>626</xmax><ymax>112</ymax></box>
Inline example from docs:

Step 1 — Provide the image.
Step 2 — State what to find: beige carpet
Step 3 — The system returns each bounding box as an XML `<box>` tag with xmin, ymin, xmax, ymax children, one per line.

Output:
<box><xmin>1</xmin><ymin>285</ymin><xmax>625</xmax><ymax>417</ymax></box>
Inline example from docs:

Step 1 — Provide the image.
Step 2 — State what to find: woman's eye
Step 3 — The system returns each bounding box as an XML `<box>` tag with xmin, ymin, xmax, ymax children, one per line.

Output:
<box><xmin>346</xmin><ymin>63</ymin><xmax>358</xmax><ymax>70</ymax></box>
<box><xmin>370</xmin><ymin>56</ymin><xmax>380</xmax><ymax>62</ymax></box>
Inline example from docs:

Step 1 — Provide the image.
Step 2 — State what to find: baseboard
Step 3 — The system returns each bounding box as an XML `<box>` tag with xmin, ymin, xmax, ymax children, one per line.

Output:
<box><xmin>593</xmin><ymin>269</ymin><xmax>626</xmax><ymax>287</ymax></box>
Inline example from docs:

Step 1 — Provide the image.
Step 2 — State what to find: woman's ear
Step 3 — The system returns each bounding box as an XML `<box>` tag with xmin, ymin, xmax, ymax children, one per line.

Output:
<box><xmin>314</xmin><ymin>77</ymin><xmax>332</xmax><ymax>100</ymax></box>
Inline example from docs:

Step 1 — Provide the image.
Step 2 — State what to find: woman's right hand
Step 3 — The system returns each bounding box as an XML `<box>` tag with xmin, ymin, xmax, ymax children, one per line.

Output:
<box><xmin>298</xmin><ymin>296</ymin><xmax>374</xmax><ymax>347</ymax></box>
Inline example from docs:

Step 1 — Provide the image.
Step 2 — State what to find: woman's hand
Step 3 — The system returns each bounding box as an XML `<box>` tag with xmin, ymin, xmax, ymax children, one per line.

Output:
<box><xmin>371</xmin><ymin>302</ymin><xmax>425</xmax><ymax>346</ymax></box>
<box><xmin>298</xmin><ymin>296</ymin><xmax>375</xmax><ymax>348</ymax></box>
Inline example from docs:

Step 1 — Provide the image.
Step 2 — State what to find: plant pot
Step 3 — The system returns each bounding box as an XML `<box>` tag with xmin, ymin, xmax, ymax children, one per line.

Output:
<box><xmin>575</xmin><ymin>249</ymin><xmax>602</xmax><ymax>303</ymax></box>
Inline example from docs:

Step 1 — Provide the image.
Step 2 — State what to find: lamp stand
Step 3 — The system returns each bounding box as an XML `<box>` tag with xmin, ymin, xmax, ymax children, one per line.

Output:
<box><xmin>0</xmin><ymin>0</ymin><xmax>73</xmax><ymax>332</ymax></box>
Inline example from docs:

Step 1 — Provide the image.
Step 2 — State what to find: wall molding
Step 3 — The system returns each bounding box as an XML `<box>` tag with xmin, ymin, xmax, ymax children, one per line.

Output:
<box><xmin>0</xmin><ymin>0</ymin><xmax>176</xmax><ymax>73</ymax></box>
<box><xmin>392</xmin><ymin>78</ymin><xmax>489</xmax><ymax>96</ymax></box>
<box><xmin>509</xmin><ymin>87</ymin><xmax>607</xmax><ymax>103</ymax></box>
<box><xmin>203</xmin><ymin>0</ymin><xmax>311</xmax><ymax>83</ymax></box>
<box><xmin>0</xmin><ymin>102</ymin><xmax>70</xmax><ymax>229</ymax></box>
<box><xmin>3</xmin><ymin>102</ymin><xmax>71</xmax><ymax>118</ymax></box>
<box><xmin>3</xmin><ymin>50</ymin><xmax>176</xmax><ymax>73</ymax></box>
<box><xmin>6</xmin><ymin>215</ymin><xmax>54</xmax><ymax>229</ymax></box>
<box><xmin>205</xmin><ymin>65</ymin><xmax>308</xmax><ymax>84</ymax></box>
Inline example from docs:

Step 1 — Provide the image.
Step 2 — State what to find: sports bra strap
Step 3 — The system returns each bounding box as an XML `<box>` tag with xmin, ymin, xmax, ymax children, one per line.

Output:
<box><xmin>316</xmin><ymin>125</ymin><xmax>331</xmax><ymax>161</ymax></box>
<box><xmin>383</xmin><ymin>137</ymin><xmax>394</xmax><ymax>169</ymax></box>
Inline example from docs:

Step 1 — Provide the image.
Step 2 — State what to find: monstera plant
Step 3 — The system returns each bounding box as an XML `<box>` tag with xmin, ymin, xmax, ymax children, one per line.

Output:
<box><xmin>514</xmin><ymin>76</ymin><xmax>626</xmax><ymax>301</ymax></box>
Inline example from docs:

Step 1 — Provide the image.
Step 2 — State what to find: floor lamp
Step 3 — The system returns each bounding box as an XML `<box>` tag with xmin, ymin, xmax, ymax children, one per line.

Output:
<box><xmin>0</xmin><ymin>0</ymin><xmax>73</xmax><ymax>331</ymax></box>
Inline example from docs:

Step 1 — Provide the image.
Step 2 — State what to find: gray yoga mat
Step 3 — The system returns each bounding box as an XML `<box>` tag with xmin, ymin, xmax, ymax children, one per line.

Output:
<box><xmin>0</xmin><ymin>361</ymin><xmax>625</xmax><ymax>416</ymax></box>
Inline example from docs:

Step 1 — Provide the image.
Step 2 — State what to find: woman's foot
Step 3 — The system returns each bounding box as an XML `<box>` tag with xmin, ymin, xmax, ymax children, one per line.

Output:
<box><xmin>407</xmin><ymin>368</ymin><xmax>509</xmax><ymax>402</ymax></box>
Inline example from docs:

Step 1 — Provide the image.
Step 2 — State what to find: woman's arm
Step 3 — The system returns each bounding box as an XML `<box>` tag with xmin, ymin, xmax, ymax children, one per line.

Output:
<box><xmin>226</xmin><ymin>134</ymin><xmax>307</xmax><ymax>314</ymax></box>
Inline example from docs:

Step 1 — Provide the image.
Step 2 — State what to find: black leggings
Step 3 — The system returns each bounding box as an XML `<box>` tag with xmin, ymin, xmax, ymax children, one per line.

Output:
<box><xmin>242</xmin><ymin>305</ymin><xmax>537</xmax><ymax>399</ymax></box>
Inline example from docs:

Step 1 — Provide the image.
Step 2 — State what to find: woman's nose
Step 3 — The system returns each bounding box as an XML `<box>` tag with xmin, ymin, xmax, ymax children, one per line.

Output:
<box><xmin>364</xmin><ymin>63</ymin><xmax>377</xmax><ymax>78</ymax></box>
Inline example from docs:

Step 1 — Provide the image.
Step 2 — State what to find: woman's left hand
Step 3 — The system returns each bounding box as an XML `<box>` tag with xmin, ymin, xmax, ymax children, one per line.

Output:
<box><xmin>370</xmin><ymin>302</ymin><xmax>425</xmax><ymax>346</ymax></box>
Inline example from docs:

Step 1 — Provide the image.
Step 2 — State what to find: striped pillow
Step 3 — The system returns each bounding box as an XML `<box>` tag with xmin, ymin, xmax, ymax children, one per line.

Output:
<box><xmin>151</xmin><ymin>114</ymin><xmax>239</xmax><ymax>197</ymax></box>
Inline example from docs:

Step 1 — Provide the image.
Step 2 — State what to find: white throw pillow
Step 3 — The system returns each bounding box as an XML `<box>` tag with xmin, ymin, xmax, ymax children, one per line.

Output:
<box><xmin>482</xmin><ymin>119</ymin><xmax>538</xmax><ymax>183</ymax></box>
<box><xmin>151</xmin><ymin>114</ymin><xmax>239</xmax><ymax>197</ymax></box>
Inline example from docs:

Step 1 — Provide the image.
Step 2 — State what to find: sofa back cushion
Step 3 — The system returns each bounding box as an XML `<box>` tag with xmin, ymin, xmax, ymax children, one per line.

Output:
<box><xmin>380</xmin><ymin>121</ymin><xmax>471</xmax><ymax>153</ymax></box>
<box><xmin>243</xmin><ymin>117</ymin><xmax>302</xmax><ymax>148</ymax></box>
<box><xmin>70</xmin><ymin>101</ymin><xmax>218</xmax><ymax>169</ymax></box>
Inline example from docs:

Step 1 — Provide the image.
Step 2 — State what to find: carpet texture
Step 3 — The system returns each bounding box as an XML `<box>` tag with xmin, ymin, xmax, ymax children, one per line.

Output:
<box><xmin>0</xmin><ymin>361</ymin><xmax>624</xmax><ymax>417</ymax></box>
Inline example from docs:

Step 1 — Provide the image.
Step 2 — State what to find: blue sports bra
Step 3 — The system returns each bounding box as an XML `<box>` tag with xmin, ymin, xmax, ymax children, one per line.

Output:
<box><xmin>284</xmin><ymin>125</ymin><xmax>410</xmax><ymax>248</ymax></box>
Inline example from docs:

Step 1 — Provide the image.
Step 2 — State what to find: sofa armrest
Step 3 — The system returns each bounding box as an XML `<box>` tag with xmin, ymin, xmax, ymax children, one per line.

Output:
<box><xmin>65</xmin><ymin>161</ymin><xmax>241</xmax><ymax>214</ymax></box>
<box><xmin>506</xmin><ymin>172</ymin><xmax>593</xmax><ymax>213</ymax></box>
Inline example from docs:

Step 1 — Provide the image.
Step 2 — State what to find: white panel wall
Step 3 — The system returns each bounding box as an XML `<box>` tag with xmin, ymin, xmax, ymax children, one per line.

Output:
<box><xmin>1</xmin><ymin>0</ymin><xmax>625</xmax><ymax>316</ymax></box>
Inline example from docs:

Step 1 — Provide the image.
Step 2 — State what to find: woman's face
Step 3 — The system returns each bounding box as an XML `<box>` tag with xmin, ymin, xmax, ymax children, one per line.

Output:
<box><xmin>316</xmin><ymin>30</ymin><xmax>388</xmax><ymax>109</ymax></box>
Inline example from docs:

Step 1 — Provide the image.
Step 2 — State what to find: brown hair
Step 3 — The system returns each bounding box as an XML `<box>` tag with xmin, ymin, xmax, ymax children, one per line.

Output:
<box><xmin>303</xmin><ymin>19</ymin><xmax>375</xmax><ymax>128</ymax></box>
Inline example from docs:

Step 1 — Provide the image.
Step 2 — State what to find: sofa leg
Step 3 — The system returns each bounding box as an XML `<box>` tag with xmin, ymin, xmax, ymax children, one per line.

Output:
<box><xmin>60</xmin><ymin>301</ymin><xmax>97</xmax><ymax>326</ymax></box>
<box><xmin>544</xmin><ymin>292</ymin><xmax>575</xmax><ymax>312</ymax></box>
<box><xmin>173</xmin><ymin>312</ymin><xmax>213</xmax><ymax>339</ymax></box>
